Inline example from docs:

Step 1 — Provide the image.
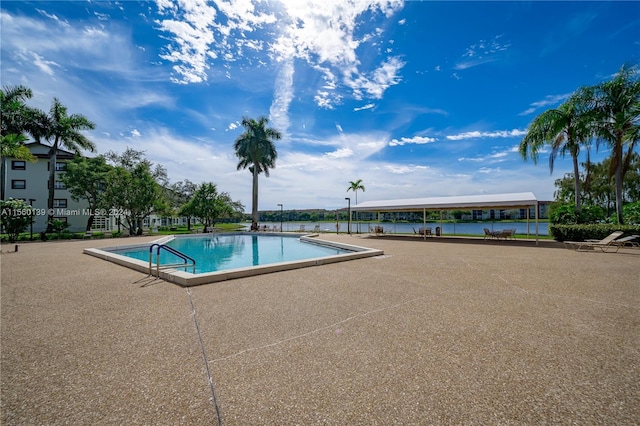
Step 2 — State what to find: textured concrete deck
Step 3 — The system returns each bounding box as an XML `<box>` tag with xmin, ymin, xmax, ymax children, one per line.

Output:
<box><xmin>2</xmin><ymin>235</ymin><xmax>638</xmax><ymax>424</ymax></box>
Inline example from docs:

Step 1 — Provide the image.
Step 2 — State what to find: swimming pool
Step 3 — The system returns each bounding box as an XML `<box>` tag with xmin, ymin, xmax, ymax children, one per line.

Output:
<box><xmin>84</xmin><ymin>232</ymin><xmax>384</xmax><ymax>286</ymax></box>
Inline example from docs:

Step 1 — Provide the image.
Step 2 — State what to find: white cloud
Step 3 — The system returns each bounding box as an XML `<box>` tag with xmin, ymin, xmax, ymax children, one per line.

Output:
<box><xmin>389</xmin><ymin>136</ymin><xmax>437</xmax><ymax>146</ymax></box>
<box><xmin>269</xmin><ymin>59</ymin><xmax>295</xmax><ymax>138</ymax></box>
<box><xmin>155</xmin><ymin>0</ymin><xmax>278</xmax><ymax>84</ymax></box>
<box><xmin>30</xmin><ymin>51</ymin><xmax>60</xmax><ymax>76</ymax></box>
<box><xmin>354</xmin><ymin>103</ymin><xmax>375</xmax><ymax>112</ymax></box>
<box><xmin>384</xmin><ymin>164</ymin><xmax>428</xmax><ymax>174</ymax></box>
<box><xmin>458</xmin><ymin>150</ymin><xmax>510</xmax><ymax>163</ymax></box>
<box><xmin>325</xmin><ymin>148</ymin><xmax>354</xmax><ymax>158</ymax></box>
<box><xmin>335</xmin><ymin>123</ymin><xmax>344</xmax><ymax>133</ymax></box>
<box><xmin>130</xmin><ymin>129</ymin><xmax>141</xmax><ymax>137</ymax></box>
<box><xmin>446</xmin><ymin>129</ymin><xmax>527</xmax><ymax>141</ymax></box>
<box><xmin>226</xmin><ymin>121</ymin><xmax>240</xmax><ymax>131</ymax></box>
<box><xmin>519</xmin><ymin>93</ymin><xmax>572</xmax><ymax>116</ymax></box>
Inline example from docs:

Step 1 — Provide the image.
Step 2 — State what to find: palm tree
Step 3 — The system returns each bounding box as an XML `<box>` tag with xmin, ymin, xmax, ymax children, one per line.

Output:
<box><xmin>347</xmin><ymin>179</ymin><xmax>365</xmax><ymax>232</ymax></box>
<box><xmin>592</xmin><ymin>65</ymin><xmax>640</xmax><ymax>224</ymax></box>
<box><xmin>38</xmin><ymin>98</ymin><xmax>96</xmax><ymax>232</ymax></box>
<box><xmin>233</xmin><ymin>116</ymin><xmax>281</xmax><ymax>231</ymax></box>
<box><xmin>1</xmin><ymin>85</ymin><xmax>37</xmax><ymax>199</ymax></box>
<box><xmin>519</xmin><ymin>89</ymin><xmax>595</xmax><ymax>212</ymax></box>
<box><xmin>347</xmin><ymin>179</ymin><xmax>365</xmax><ymax>204</ymax></box>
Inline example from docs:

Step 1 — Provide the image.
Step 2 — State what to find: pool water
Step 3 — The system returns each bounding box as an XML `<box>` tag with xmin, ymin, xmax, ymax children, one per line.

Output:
<box><xmin>111</xmin><ymin>234</ymin><xmax>351</xmax><ymax>274</ymax></box>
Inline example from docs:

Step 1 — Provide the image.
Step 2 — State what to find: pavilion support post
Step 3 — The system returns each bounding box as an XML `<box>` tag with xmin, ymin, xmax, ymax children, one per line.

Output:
<box><xmin>423</xmin><ymin>208</ymin><xmax>426</xmax><ymax>240</ymax></box>
<box><xmin>535</xmin><ymin>201</ymin><xmax>539</xmax><ymax>246</ymax></box>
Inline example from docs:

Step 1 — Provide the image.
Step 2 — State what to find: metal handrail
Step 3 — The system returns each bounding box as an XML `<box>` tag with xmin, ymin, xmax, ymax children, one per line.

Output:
<box><xmin>149</xmin><ymin>243</ymin><xmax>196</xmax><ymax>276</ymax></box>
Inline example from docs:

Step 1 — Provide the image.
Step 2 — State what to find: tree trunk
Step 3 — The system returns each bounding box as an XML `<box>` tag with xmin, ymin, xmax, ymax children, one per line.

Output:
<box><xmin>614</xmin><ymin>137</ymin><xmax>624</xmax><ymax>224</ymax></box>
<box><xmin>251</xmin><ymin>167</ymin><xmax>259</xmax><ymax>231</ymax></box>
<box><xmin>1</xmin><ymin>156</ymin><xmax>6</xmax><ymax>201</ymax></box>
<box><xmin>86</xmin><ymin>214</ymin><xmax>94</xmax><ymax>232</ymax></box>
<box><xmin>46</xmin><ymin>143</ymin><xmax>58</xmax><ymax>233</ymax></box>
<box><xmin>572</xmin><ymin>155</ymin><xmax>581</xmax><ymax>212</ymax></box>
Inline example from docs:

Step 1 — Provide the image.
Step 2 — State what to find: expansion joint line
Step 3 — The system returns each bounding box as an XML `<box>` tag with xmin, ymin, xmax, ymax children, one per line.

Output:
<box><xmin>186</xmin><ymin>288</ymin><xmax>223</xmax><ymax>426</ymax></box>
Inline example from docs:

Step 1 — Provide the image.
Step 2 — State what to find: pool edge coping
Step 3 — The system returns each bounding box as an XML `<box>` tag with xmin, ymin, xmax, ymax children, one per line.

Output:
<box><xmin>83</xmin><ymin>232</ymin><xmax>384</xmax><ymax>286</ymax></box>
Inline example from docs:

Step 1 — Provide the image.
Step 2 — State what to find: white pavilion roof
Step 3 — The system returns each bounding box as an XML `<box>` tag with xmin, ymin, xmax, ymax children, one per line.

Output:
<box><xmin>350</xmin><ymin>192</ymin><xmax>538</xmax><ymax>212</ymax></box>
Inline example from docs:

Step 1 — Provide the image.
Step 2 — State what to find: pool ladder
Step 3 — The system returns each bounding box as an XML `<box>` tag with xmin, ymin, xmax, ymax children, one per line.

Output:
<box><xmin>149</xmin><ymin>243</ymin><xmax>196</xmax><ymax>276</ymax></box>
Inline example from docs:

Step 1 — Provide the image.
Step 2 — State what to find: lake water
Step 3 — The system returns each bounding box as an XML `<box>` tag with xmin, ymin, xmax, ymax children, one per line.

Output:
<box><xmin>255</xmin><ymin>221</ymin><xmax>549</xmax><ymax>236</ymax></box>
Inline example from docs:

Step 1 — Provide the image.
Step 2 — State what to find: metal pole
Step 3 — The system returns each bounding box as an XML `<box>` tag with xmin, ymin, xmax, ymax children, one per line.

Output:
<box><xmin>277</xmin><ymin>204</ymin><xmax>283</xmax><ymax>232</ymax></box>
<box><xmin>345</xmin><ymin>197</ymin><xmax>351</xmax><ymax>234</ymax></box>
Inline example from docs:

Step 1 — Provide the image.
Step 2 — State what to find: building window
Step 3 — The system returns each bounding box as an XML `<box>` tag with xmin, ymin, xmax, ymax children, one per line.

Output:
<box><xmin>47</xmin><ymin>162</ymin><xmax>67</xmax><ymax>171</ymax></box>
<box><xmin>54</xmin><ymin>181</ymin><xmax>66</xmax><ymax>190</ymax></box>
<box><xmin>11</xmin><ymin>180</ymin><xmax>26</xmax><ymax>189</ymax></box>
<box><xmin>11</xmin><ymin>161</ymin><xmax>26</xmax><ymax>170</ymax></box>
<box><xmin>53</xmin><ymin>199</ymin><xmax>67</xmax><ymax>208</ymax></box>
<box><xmin>92</xmin><ymin>216</ymin><xmax>110</xmax><ymax>231</ymax></box>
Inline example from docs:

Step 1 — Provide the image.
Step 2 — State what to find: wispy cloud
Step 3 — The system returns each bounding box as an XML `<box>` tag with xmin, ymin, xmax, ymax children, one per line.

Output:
<box><xmin>354</xmin><ymin>103</ymin><xmax>375</xmax><ymax>112</ymax></box>
<box><xmin>389</xmin><ymin>136</ymin><xmax>437</xmax><ymax>146</ymax></box>
<box><xmin>519</xmin><ymin>93</ymin><xmax>572</xmax><ymax>116</ymax></box>
<box><xmin>446</xmin><ymin>129</ymin><xmax>526</xmax><ymax>141</ymax></box>
<box><xmin>269</xmin><ymin>59</ymin><xmax>294</xmax><ymax>138</ymax></box>
<box><xmin>458</xmin><ymin>151</ymin><xmax>508</xmax><ymax>163</ymax></box>
<box><xmin>455</xmin><ymin>35</ymin><xmax>510</xmax><ymax>70</ymax></box>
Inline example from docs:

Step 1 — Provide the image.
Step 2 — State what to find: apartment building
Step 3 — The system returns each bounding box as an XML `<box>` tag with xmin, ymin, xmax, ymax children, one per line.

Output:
<box><xmin>2</xmin><ymin>142</ymin><xmax>92</xmax><ymax>233</ymax></box>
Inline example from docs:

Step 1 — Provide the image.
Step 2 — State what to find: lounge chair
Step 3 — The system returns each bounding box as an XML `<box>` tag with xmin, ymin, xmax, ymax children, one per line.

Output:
<box><xmin>563</xmin><ymin>231</ymin><xmax>624</xmax><ymax>252</ymax></box>
<box><xmin>611</xmin><ymin>234</ymin><xmax>639</xmax><ymax>249</ymax></box>
<box><xmin>312</xmin><ymin>225</ymin><xmax>320</xmax><ymax>233</ymax></box>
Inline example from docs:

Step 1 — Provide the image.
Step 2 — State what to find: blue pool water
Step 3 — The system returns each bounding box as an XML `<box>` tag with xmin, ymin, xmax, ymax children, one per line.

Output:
<box><xmin>110</xmin><ymin>234</ymin><xmax>351</xmax><ymax>274</ymax></box>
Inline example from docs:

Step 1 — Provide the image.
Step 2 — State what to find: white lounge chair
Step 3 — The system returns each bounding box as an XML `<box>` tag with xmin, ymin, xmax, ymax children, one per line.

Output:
<box><xmin>563</xmin><ymin>231</ymin><xmax>624</xmax><ymax>252</ymax></box>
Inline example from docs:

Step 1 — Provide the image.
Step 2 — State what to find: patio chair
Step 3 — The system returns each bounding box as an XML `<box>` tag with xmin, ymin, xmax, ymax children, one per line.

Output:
<box><xmin>498</xmin><ymin>229</ymin><xmax>516</xmax><ymax>239</ymax></box>
<box><xmin>313</xmin><ymin>225</ymin><xmax>320</xmax><ymax>233</ymax></box>
<box><xmin>413</xmin><ymin>227</ymin><xmax>432</xmax><ymax>236</ymax></box>
<box><xmin>483</xmin><ymin>228</ymin><xmax>498</xmax><ymax>240</ymax></box>
<box><xmin>563</xmin><ymin>231</ymin><xmax>624</xmax><ymax>252</ymax></box>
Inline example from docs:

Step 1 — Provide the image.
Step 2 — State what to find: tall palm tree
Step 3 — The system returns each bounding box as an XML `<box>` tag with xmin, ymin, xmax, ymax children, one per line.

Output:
<box><xmin>39</xmin><ymin>98</ymin><xmax>96</xmax><ymax>232</ymax></box>
<box><xmin>233</xmin><ymin>116</ymin><xmax>281</xmax><ymax>231</ymax></box>
<box><xmin>347</xmin><ymin>179</ymin><xmax>365</xmax><ymax>205</ymax></box>
<box><xmin>592</xmin><ymin>65</ymin><xmax>640</xmax><ymax>224</ymax></box>
<box><xmin>347</xmin><ymin>179</ymin><xmax>365</xmax><ymax>232</ymax></box>
<box><xmin>519</xmin><ymin>89</ymin><xmax>595</xmax><ymax>212</ymax></box>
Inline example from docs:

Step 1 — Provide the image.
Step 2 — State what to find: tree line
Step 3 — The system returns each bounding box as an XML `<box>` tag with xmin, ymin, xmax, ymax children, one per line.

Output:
<box><xmin>1</xmin><ymin>85</ymin><xmax>284</xmax><ymax>237</ymax></box>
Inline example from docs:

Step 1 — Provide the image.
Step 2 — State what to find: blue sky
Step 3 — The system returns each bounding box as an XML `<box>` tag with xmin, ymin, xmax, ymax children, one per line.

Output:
<box><xmin>2</xmin><ymin>1</ymin><xmax>639</xmax><ymax>211</ymax></box>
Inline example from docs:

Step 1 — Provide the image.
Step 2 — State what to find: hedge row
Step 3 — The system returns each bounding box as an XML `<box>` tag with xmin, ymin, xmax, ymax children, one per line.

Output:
<box><xmin>550</xmin><ymin>224</ymin><xmax>640</xmax><ymax>242</ymax></box>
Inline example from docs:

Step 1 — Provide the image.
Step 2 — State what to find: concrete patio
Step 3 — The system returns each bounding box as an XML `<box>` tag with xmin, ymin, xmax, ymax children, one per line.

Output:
<box><xmin>1</xmin><ymin>234</ymin><xmax>638</xmax><ymax>424</ymax></box>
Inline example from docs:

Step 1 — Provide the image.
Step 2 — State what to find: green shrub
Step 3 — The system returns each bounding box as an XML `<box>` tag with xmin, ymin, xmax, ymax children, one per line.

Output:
<box><xmin>550</xmin><ymin>224</ymin><xmax>640</xmax><ymax>241</ymax></box>
<box><xmin>623</xmin><ymin>201</ymin><xmax>640</xmax><ymax>225</ymax></box>
<box><xmin>111</xmin><ymin>230</ymin><xmax>123</xmax><ymax>238</ymax></box>
<box><xmin>0</xmin><ymin>199</ymin><xmax>33</xmax><ymax>242</ymax></box>
<box><xmin>550</xmin><ymin>203</ymin><xmax>605</xmax><ymax>225</ymax></box>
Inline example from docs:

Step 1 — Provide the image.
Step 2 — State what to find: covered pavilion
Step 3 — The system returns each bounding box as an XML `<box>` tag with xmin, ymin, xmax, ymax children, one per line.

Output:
<box><xmin>350</xmin><ymin>192</ymin><xmax>540</xmax><ymax>243</ymax></box>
